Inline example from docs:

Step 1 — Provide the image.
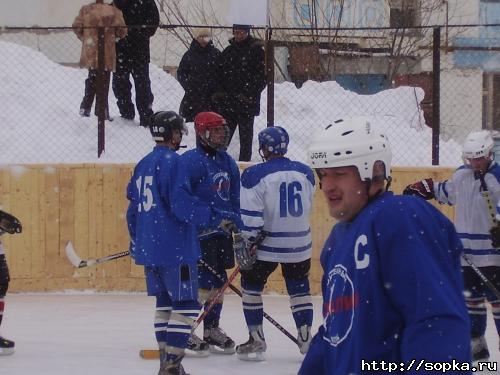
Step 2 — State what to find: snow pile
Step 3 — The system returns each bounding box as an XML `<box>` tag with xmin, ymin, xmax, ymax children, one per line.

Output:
<box><xmin>0</xmin><ymin>40</ymin><xmax>462</xmax><ymax>166</ymax></box>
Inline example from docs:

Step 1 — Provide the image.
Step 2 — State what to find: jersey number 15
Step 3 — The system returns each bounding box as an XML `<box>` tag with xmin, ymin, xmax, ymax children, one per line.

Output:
<box><xmin>279</xmin><ymin>181</ymin><xmax>303</xmax><ymax>217</ymax></box>
<box><xmin>135</xmin><ymin>176</ymin><xmax>155</xmax><ymax>212</ymax></box>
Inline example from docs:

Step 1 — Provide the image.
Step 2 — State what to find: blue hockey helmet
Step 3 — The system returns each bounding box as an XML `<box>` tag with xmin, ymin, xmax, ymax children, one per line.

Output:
<box><xmin>258</xmin><ymin>126</ymin><xmax>289</xmax><ymax>156</ymax></box>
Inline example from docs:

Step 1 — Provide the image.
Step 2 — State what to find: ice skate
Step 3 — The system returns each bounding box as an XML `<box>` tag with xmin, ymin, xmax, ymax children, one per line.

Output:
<box><xmin>236</xmin><ymin>326</ymin><xmax>266</xmax><ymax>362</ymax></box>
<box><xmin>203</xmin><ymin>326</ymin><xmax>235</xmax><ymax>354</ymax></box>
<box><xmin>186</xmin><ymin>333</ymin><xmax>209</xmax><ymax>357</ymax></box>
<box><xmin>158</xmin><ymin>353</ymin><xmax>190</xmax><ymax>375</ymax></box>
<box><xmin>471</xmin><ymin>335</ymin><xmax>489</xmax><ymax>362</ymax></box>
<box><xmin>297</xmin><ymin>325</ymin><xmax>312</xmax><ymax>354</ymax></box>
<box><xmin>0</xmin><ymin>336</ymin><xmax>15</xmax><ymax>356</ymax></box>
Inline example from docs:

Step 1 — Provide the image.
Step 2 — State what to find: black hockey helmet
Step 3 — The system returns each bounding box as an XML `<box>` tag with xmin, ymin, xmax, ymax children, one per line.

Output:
<box><xmin>149</xmin><ymin>111</ymin><xmax>188</xmax><ymax>143</ymax></box>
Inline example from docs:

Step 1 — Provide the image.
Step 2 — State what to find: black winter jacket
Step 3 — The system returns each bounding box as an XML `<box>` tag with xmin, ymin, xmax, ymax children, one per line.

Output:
<box><xmin>114</xmin><ymin>0</ymin><xmax>159</xmax><ymax>65</ymax></box>
<box><xmin>177</xmin><ymin>40</ymin><xmax>221</xmax><ymax>122</ymax></box>
<box><xmin>217</xmin><ymin>36</ymin><xmax>266</xmax><ymax>117</ymax></box>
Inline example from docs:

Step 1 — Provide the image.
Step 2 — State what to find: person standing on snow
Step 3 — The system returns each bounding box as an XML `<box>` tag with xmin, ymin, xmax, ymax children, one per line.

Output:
<box><xmin>404</xmin><ymin>130</ymin><xmax>500</xmax><ymax>363</ymax></box>
<box><xmin>212</xmin><ymin>24</ymin><xmax>266</xmax><ymax>162</ymax></box>
<box><xmin>112</xmin><ymin>0</ymin><xmax>159</xmax><ymax>127</ymax></box>
<box><xmin>73</xmin><ymin>1</ymin><xmax>127</xmax><ymax>120</ymax></box>
<box><xmin>235</xmin><ymin>126</ymin><xmax>315</xmax><ymax>361</ymax></box>
<box><xmin>300</xmin><ymin>117</ymin><xmax>470</xmax><ymax>374</ymax></box>
<box><xmin>177</xmin><ymin>28</ymin><xmax>221</xmax><ymax>123</ymax></box>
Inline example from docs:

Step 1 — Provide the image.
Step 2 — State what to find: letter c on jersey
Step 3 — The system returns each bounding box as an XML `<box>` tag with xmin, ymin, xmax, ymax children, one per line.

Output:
<box><xmin>354</xmin><ymin>235</ymin><xmax>369</xmax><ymax>269</ymax></box>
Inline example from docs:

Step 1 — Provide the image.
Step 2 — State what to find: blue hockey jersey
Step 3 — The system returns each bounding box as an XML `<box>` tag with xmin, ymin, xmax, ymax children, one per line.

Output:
<box><xmin>240</xmin><ymin>157</ymin><xmax>315</xmax><ymax>263</ymax></box>
<box><xmin>126</xmin><ymin>146</ymin><xmax>200</xmax><ymax>266</ymax></box>
<box><xmin>172</xmin><ymin>146</ymin><xmax>240</xmax><ymax>233</ymax></box>
<box><xmin>300</xmin><ymin>192</ymin><xmax>471</xmax><ymax>375</ymax></box>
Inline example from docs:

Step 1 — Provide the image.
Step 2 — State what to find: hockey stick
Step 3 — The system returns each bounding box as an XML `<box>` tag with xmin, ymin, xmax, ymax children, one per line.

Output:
<box><xmin>461</xmin><ymin>254</ymin><xmax>500</xmax><ymax>301</ymax></box>
<box><xmin>65</xmin><ymin>230</ymin><xmax>220</xmax><ymax>268</ymax></box>
<box><xmin>479</xmin><ymin>175</ymin><xmax>497</xmax><ymax>227</ymax></box>
<box><xmin>198</xmin><ymin>258</ymin><xmax>299</xmax><ymax>346</ymax></box>
<box><xmin>65</xmin><ymin>241</ymin><xmax>129</xmax><ymax>268</ymax></box>
<box><xmin>193</xmin><ymin>231</ymin><xmax>267</xmax><ymax>331</ymax></box>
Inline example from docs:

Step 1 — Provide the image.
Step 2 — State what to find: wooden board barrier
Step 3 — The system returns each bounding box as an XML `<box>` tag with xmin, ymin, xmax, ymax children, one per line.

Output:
<box><xmin>0</xmin><ymin>164</ymin><xmax>455</xmax><ymax>294</ymax></box>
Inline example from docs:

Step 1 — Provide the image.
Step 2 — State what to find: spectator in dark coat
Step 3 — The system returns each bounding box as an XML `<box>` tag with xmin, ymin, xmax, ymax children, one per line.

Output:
<box><xmin>213</xmin><ymin>24</ymin><xmax>266</xmax><ymax>162</ymax></box>
<box><xmin>177</xmin><ymin>28</ymin><xmax>221</xmax><ymax>122</ymax></box>
<box><xmin>112</xmin><ymin>0</ymin><xmax>159</xmax><ymax>127</ymax></box>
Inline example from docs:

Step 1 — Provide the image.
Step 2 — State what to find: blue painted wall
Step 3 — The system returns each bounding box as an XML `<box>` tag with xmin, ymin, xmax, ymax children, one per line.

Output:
<box><xmin>292</xmin><ymin>0</ymin><xmax>385</xmax><ymax>28</ymax></box>
<box><xmin>453</xmin><ymin>1</ymin><xmax>500</xmax><ymax>72</ymax></box>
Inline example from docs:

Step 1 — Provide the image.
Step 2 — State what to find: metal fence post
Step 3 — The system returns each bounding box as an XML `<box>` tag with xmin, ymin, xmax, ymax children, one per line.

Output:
<box><xmin>265</xmin><ymin>27</ymin><xmax>274</xmax><ymax>127</ymax></box>
<box><xmin>96</xmin><ymin>25</ymin><xmax>105</xmax><ymax>157</ymax></box>
<box><xmin>432</xmin><ymin>26</ymin><xmax>441</xmax><ymax>165</ymax></box>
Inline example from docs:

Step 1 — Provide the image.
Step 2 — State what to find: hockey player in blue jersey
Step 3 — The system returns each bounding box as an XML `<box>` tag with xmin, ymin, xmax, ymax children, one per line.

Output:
<box><xmin>404</xmin><ymin>130</ymin><xmax>500</xmax><ymax>363</ymax></box>
<box><xmin>0</xmin><ymin>209</ymin><xmax>22</xmax><ymax>356</ymax></box>
<box><xmin>126</xmin><ymin>111</ymin><xmax>198</xmax><ymax>375</ymax></box>
<box><xmin>300</xmin><ymin>117</ymin><xmax>471</xmax><ymax>375</ymax></box>
<box><xmin>172</xmin><ymin>111</ymin><xmax>242</xmax><ymax>355</ymax></box>
<box><xmin>234</xmin><ymin>126</ymin><xmax>315</xmax><ymax>361</ymax></box>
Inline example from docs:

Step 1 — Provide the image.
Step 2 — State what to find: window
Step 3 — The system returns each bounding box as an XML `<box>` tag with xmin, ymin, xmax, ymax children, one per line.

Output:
<box><xmin>389</xmin><ymin>0</ymin><xmax>420</xmax><ymax>28</ymax></box>
<box><xmin>483</xmin><ymin>73</ymin><xmax>500</xmax><ymax>131</ymax></box>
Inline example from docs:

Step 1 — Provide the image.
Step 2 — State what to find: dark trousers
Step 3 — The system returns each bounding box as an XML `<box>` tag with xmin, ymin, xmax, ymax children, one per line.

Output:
<box><xmin>0</xmin><ymin>254</ymin><xmax>10</xmax><ymax>327</ymax></box>
<box><xmin>112</xmin><ymin>61</ymin><xmax>154</xmax><ymax>123</ymax></box>
<box><xmin>80</xmin><ymin>69</ymin><xmax>110</xmax><ymax>114</ymax></box>
<box><xmin>226</xmin><ymin>113</ymin><xmax>255</xmax><ymax>162</ymax></box>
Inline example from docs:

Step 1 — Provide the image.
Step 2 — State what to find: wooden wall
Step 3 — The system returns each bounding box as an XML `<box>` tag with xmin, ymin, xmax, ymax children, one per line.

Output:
<box><xmin>0</xmin><ymin>164</ymin><xmax>455</xmax><ymax>294</ymax></box>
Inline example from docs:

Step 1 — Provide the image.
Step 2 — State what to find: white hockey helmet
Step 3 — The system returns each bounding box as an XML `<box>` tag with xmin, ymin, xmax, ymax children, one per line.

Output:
<box><xmin>462</xmin><ymin>130</ymin><xmax>494</xmax><ymax>160</ymax></box>
<box><xmin>308</xmin><ymin>117</ymin><xmax>391</xmax><ymax>181</ymax></box>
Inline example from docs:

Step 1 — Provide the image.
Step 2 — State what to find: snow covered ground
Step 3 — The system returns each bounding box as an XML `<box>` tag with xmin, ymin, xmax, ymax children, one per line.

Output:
<box><xmin>1</xmin><ymin>293</ymin><xmax>499</xmax><ymax>374</ymax></box>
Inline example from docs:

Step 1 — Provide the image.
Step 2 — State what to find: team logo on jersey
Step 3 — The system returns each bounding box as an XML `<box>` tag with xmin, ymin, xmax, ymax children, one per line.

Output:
<box><xmin>212</xmin><ymin>172</ymin><xmax>231</xmax><ymax>201</ymax></box>
<box><xmin>322</xmin><ymin>264</ymin><xmax>359</xmax><ymax>347</ymax></box>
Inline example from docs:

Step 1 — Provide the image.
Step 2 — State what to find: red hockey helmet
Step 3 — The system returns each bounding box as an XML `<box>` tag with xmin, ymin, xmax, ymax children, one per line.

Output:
<box><xmin>194</xmin><ymin>111</ymin><xmax>230</xmax><ymax>150</ymax></box>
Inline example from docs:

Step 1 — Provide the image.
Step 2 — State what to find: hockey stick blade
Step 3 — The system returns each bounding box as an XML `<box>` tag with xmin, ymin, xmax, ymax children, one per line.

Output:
<box><xmin>65</xmin><ymin>241</ymin><xmax>130</xmax><ymax>268</ymax></box>
<box><xmin>65</xmin><ymin>230</ymin><xmax>220</xmax><ymax>269</ymax></box>
<box><xmin>65</xmin><ymin>241</ymin><xmax>86</xmax><ymax>268</ymax></box>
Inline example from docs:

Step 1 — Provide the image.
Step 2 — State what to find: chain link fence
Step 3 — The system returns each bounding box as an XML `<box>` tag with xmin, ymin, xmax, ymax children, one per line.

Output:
<box><xmin>0</xmin><ymin>24</ymin><xmax>498</xmax><ymax>166</ymax></box>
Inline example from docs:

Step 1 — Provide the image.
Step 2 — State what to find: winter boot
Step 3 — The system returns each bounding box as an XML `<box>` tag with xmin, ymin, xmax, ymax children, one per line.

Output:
<box><xmin>236</xmin><ymin>325</ymin><xmax>266</xmax><ymax>362</ymax></box>
<box><xmin>297</xmin><ymin>325</ymin><xmax>312</xmax><ymax>354</ymax></box>
<box><xmin>471</xmin><ymin>335</ymin><xmax>490</xmax><ymax>362</ymax></box>
<box><xmin>0</xmin><ymin>336</ymin><xmax>15</xmax><ymax>356</ymax></box>
<box><xmin>186</xmin><ymin>333</ymin><xmax>209</xmax><ymax>357</ymax></box>
<box><xmin>203</xmin><ymin>326</ymin><xmax>235</xmax><ymax>354</ymax></box>
<box><xmin>79</xmin><ymin>107</ymin><xmax>91</xmax><ymax>117</ymax></box>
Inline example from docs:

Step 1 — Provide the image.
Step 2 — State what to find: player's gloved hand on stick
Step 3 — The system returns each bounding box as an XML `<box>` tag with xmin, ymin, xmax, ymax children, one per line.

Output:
<box><xmin>0</xmin><ymin>209</ymin><xmax>22</xmax><ymax>234</ymax></box>
<box><xmin>214</xmin><ymin>209</ymin><xmax>243</xmax><ymax>234</ymax></box>
<box><xmin>490</xmin><ymin>225</ymin><xmax>500</xmax><ymax>248</ymax></box>
<box><xmin>233</xmin><ymin>233</ymin><xmax>256</xmax><ymax>270</ymax></box>
<box><xmin>402</xmin><ymin>178</ymin><xmax>435</xmax><ymax>200</ymax></box>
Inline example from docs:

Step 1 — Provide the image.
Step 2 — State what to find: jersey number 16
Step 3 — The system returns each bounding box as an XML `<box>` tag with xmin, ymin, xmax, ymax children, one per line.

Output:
<box><xmin>279</xmin><ymin>181</ymin><xmax>303</xmax><ymax>217</ymax></box>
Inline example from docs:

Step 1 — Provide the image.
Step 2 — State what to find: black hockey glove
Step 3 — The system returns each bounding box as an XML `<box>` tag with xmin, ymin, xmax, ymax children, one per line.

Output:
<box><xmin>402</xmin><ymin>178</ymin><xmax>435</xmax><ymax>200</ymax></box>
<box><xmin>233</xmin><ymin>233</ymin><xmax>256</xmax><ymax>270</ymax></box>
<box><xmin>0</xmin><ymin>210</ymin><xmax>22</xmax><ymax>235</ymax></box>
<box><xmin>490</xmin><ymin>225</ymin><xmax>500</xmax><ymax>248</ymax></box>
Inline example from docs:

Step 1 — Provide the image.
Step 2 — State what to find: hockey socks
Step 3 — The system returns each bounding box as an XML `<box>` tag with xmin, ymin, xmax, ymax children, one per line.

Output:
<box><xmin>241</xmin><ymin>280</ymin><xmax>264</xmax><ymax>327</ymax></box>
<box><xmin>286</xmin><ymin>278</ymin><xmax>313</xmax><ymax>328</ymax></box>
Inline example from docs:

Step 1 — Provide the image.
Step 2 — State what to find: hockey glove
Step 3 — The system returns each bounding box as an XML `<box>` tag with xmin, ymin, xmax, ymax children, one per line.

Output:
<box><xmin>0</xmin><ymin>210</ymin><xmax>22</xmax><ymax>235</ymax></box>
<box><xmin>214</xmin><ymin>210</ymin><xmax>243</xmax><ymax>234</ymax></box>
<box><xmin>490</xmin><ymin>225</ymin><xmax>500</xmax><ymax>248</ymax></box>
<box><xmin>402</xmin><ymin>178</ymin><xmax>435</xmax><ymax>200</ymax></box>
<box><xmin>233</xmin><ymin>233</ymin><xmax>256</xmax><ymax>270</ymax></box>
